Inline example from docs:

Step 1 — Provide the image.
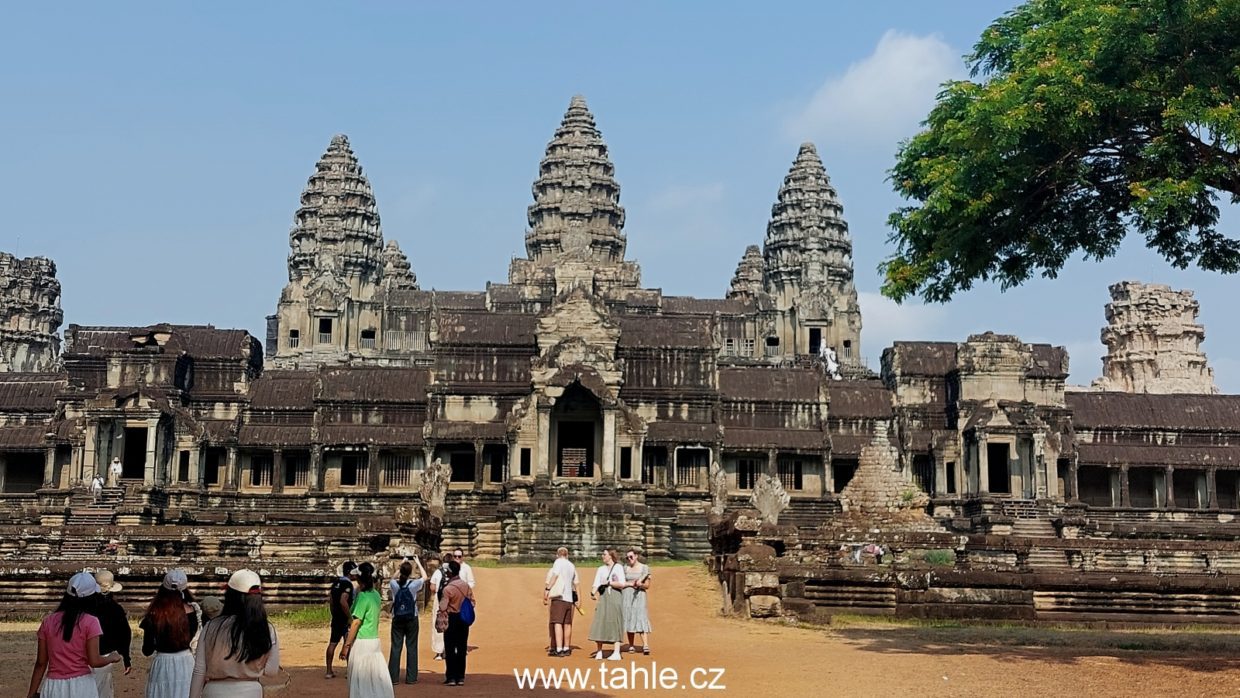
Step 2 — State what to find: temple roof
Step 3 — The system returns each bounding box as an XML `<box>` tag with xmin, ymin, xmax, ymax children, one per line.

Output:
<box><xmin>1067</xmin><ymin>392</ymin><xmax>1240</xmax><ymax>431</ymax></box>
<box><xmin>763</xmin><ymin>142</ymin><xmax>852</xmax><ymax>281</ymax></box>
<box><xmin>718</xmin><ymin>366</ymin><xmax>822</xmax><ymax>402</ymax></box>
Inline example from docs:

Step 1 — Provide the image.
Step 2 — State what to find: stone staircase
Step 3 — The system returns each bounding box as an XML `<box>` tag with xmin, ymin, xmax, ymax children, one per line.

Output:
<box><xmin>1011</xmin><ymin>517</ymin><xmax>1057</xmax><ymax>538</ymax></box>
<box><xmin>66</xmin><ymin>486</ymin><xmax>123</xmax><ymax>526</ymax></box>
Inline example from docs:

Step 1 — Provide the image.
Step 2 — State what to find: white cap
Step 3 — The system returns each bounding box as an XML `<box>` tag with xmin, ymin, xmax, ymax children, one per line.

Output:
<box><xmin>161</xmin><ymin>569</ymin><xmax>189</xmax><ymax>592</ymax></box>
<box><xmin>227</xmin><ymin>569</ymin><xmax>262</xmax><ymax>594</ymax></box>
<box><xmin>67</xmin><ymin>571</ymin><xmax>100</xmax><ymax>598</ymax></box>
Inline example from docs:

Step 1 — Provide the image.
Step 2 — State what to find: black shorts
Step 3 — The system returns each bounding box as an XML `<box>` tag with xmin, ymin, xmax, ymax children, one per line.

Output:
<box><xmin>330</xmin><ymin>617</ymin><xmax>350</xmax><ymax>643</ymax></box>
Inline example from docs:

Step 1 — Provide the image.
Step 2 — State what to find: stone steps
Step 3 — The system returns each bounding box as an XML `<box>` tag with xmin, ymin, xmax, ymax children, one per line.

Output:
<box><xmin>67</xmin><ymin>508</ymin><xmax>116</xmax><ymax>526</ymax></box>
<box><xmin>804</xmin><ymin>582</ymin><xmax>897</xmax><ymax>613</ymax></box>
<box><xmin>1011</xmin><ymin>518</ymin><xmax>1057</xmax><ymax>538</ymax></box>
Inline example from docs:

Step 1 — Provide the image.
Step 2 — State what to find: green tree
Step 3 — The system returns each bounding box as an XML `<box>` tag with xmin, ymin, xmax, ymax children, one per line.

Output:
<box><xmin>883</xmin><ymin>0</ymin><xmax>1240</xmax><ymax>302</ymax></box>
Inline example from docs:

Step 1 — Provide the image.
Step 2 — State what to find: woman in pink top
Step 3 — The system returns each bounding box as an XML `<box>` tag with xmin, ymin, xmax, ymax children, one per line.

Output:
<box><xmin>26</xmin><ymin>572</ymin><xmax>123</xmax><ymax>698</ymax></box>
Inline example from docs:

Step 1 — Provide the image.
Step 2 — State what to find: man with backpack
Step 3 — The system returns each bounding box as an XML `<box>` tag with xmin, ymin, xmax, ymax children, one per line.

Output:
<box><xmin>388</xmin><ymin>556</ymin><xmax>427</xmax><ymax>685</ymax></box>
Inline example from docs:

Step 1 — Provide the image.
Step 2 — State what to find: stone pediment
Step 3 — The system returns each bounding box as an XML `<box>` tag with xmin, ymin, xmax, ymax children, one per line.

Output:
<box><xmin>536</xmin><ymin>288</ymin><xmax>619</xmax><ymax>361</ymax></box>
<box><xmin>305</xmin><ymin>272</ymin><xmax>348</xmax><ymax>311</ymax></box>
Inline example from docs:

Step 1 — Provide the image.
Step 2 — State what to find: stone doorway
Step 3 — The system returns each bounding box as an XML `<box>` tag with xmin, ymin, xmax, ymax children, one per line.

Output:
<box><xmin>2</xmin><ymin>452</ymin><xmax>43</xmax><ymax>493</ymax></box>
<box><xmin>552</xmin><ymin>383</ymin><xmax>601</xmax><ymax>479</ymax></box>
<box><xmin>122</xmin><ymin>426</ymin><xmax>147</xmax><ymax>479</ymax></box>
<box><xmin>987</xmin><ymin>442</ymin><xmax>1011</xmax><ymax>494</ymax></box>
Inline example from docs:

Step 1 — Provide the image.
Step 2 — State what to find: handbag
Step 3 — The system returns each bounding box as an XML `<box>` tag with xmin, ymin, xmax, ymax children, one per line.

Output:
<box><xmin>596</xmin><ymin>564</ymin><xmax>618</xmax><ymax>596</ymax></box>
<box><xmin>435</xmin><ymin>609</ymin><xmax>449</xmax><ymax>633</ymax></box>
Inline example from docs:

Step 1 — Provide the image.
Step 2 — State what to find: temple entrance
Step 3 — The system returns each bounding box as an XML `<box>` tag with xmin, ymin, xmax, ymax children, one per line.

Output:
<box><xmin>552</xmin><ymin>383</ymin><xmax>602</xmax><ymax>479</ymax></box>
<box><xmin>987</xmin><ymin>442</ymin><xmax>1011</xmax><ymax>494</ymax></box>
<box><xmin>122</xmin><ymin>427</ymin><xmax>148</xmax><ymax>479</ymax></box>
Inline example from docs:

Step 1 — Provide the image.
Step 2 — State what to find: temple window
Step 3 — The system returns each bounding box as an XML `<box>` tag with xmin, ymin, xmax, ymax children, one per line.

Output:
<box><xmin>777</xmin><ymin>456</ymin><xmax>803</xmax><ymax>491</ymax></box>
<box><xmin>842</xmin><ymin>340</ymin><xmax>852</xmax><ymax>358</ymax></box>
<box><xmin>737</xmin><ymin>458</ymin><xmax>759</xmax><ymax>490</ymax></box>
<box><xmin>317</xmin><ymin>318</ymin><xmax>333</xmax><ymax>344</ymax></box>
<box><xmin>288</xmin><ymin>329</ymin><xmax>300</xmax><ymax>348</ymax></box>
<box><xmin>360</xmin><ymin>328</ymin><xmax>377</xmax><ymax>349</ymax></box>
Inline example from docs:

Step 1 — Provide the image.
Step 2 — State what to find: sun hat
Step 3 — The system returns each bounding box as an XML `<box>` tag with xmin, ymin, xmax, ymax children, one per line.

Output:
<box><xmin>227</xmin><ymin>569</ymin><xmax>263</xmax><ymax>594</ymax></box>
<box><xmin>199</xmin><ymin>595</ymin><xmax>224</xmax><ymax>619</ymax></box>
<box><xmin>67</xmin><ymin>571</ymin><xmax>100</xmax><ymax>598</ymax></box>
<box><xmin>94</xmin><ymin>569</ymin><xmax>123</xmax><ymax>594</ymax></box>
<box><xmin>162</xmin><ymin>569</ymin><xmax>189</xmax><ymax>591</ymax></box>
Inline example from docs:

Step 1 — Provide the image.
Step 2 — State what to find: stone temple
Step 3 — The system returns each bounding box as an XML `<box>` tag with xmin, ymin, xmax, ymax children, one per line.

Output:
<box><xmin>2</xmin><ymin>96</ymin><xmax>1240</xmax><ymax>619</ymax></box>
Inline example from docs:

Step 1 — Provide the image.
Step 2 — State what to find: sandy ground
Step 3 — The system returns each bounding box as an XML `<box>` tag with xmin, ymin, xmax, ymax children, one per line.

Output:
<box><xmin>3</xmin><ymin>565</ymin><xmax>1240</xmax><ymax>696</ymax></box>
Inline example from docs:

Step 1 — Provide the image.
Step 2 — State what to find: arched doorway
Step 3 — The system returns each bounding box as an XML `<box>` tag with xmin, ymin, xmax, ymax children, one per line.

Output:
<box><xmin>550</xmin><ymin>383</ymin><xmax>602</xmax><ymax>479</ymax></box>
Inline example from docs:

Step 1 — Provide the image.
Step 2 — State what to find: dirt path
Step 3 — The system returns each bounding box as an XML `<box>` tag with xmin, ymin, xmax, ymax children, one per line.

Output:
<box><xmin>3</xmin><ymin>565</ymin><xmax>1238</xmax><ymax>696</ymax></box>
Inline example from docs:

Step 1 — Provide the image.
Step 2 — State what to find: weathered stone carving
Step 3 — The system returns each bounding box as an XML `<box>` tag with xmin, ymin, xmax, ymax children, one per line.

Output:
<box><xmin>1093</xmin><ymin>281</ymin><xmax>1218</xmax><ymax>394</ymax></box>
<box><xmin>709</xmin><ymin>462</ymin><xmax>728</xmax><ymax>516</ymax></box>
<box><xmin>749</xmin><ymin>474</ymin><xmax>790</xmax><ymax>525</ymax></box>
<box><xmin>419</xmin><ymin>458</ymin><xmax>451</xmax><ymax>513</ymax></box>
<box><xmin>0</xmin><ymin>253</ymin><xmax>62</xmax><ymax>372</ymax></box>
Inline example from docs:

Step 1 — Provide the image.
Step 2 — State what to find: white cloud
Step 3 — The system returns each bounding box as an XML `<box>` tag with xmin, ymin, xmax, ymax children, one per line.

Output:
<box><xmin>646</xmin><ymin>183</ymin><xmax>726</xmax><ymax>214</ymax></box>
<box><xmin>785</xmin><ymin>30</ymin><xmax>963</xmax><ymax>148</ymax></box>
<box><xmin>859</xmin><ymin>291</ymin><xmax>950</xmax><ymax>368</ymax></box>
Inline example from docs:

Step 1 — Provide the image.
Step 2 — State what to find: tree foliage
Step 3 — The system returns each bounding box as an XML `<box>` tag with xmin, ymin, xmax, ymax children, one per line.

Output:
<box><xmin>883</xmin><ymin>0</ymin><xmax>1240</xmax><ymax>302</ymax></box>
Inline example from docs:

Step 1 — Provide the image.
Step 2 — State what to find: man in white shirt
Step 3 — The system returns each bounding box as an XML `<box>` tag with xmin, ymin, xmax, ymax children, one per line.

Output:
<box><xmin>453</xmin><ymin>548</ymin><xmax>476</xmax><ymax>589</ymax></box>
<box><xmin>542</xmin><ymin>547</ymin><xmax>579</xmax><ymax>657</ymax></box>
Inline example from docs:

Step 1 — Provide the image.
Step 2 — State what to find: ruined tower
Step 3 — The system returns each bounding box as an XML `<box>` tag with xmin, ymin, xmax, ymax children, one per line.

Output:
<box><xmin>0</xmin><ymin>253</ymin><xmax>62</xmax><ymax>372</ymax></box>
<box><xmin>762</xmin><ymin>143</ymin><xmax>861</xmax><ymax>363</ymax></box>
<box><xmin>509</xmin><ymin>95</ymin><xmax>641</xmax><ymax>301</ymax></box>
<box><xmin>727</xmin><ymin>245</ymin><xmax>766</xmax><ymax>301</ymax></box>
<box><xmin>1094</xmin><ymin>281</ymin><xmax>1218</xmax><ymax>394</ymax></box>
<box><xmin>268</xmin><ymin>135</ymin><xmax>415</xmax><ymax>365</ymax></box>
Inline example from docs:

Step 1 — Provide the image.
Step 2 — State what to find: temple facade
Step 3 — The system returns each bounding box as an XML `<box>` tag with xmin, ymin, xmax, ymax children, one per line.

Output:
<box><xmin>0</xmin><ymin>97</ymin><xmax>1237</xmax><ymax>587</ymax></box>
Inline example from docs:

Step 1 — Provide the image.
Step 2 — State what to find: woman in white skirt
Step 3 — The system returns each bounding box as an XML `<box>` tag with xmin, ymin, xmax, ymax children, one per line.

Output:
<box><xmin>189</xmin><ymin>569</ymin><xmax>280</xmax><ymax>698</ymax></box>
<box><xmin>140</xmin><ymin>570</ymin><xmax>198</xmax><ymax>697</ymax></box>
<box><xmin>340</xmin><ymin>562</ymin><xmax>392</xmax><ymax>698</ymax></box>
<box><xmin>25</xmin><ymin>572</ymin><xmax>124</xmax><ymax>698</ymax></box>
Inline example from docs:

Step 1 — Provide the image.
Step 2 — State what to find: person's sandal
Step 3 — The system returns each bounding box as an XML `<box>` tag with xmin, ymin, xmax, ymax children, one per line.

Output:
<box><xmin>643</xmin><ymin>646</ymin><xmax>651</xmax><ymax>655</ymax></box>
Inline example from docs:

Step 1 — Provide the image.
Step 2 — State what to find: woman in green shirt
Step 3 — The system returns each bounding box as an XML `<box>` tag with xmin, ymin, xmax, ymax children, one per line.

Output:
<box><xmin>339</xmin><ymin>563</ymin><xmax>392</xmax><ymax>698</ymax></box>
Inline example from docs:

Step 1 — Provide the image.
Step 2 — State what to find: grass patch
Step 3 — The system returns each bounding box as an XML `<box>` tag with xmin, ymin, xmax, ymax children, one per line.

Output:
<box><xmin>923</xmin><ymin>549</ymin><xmax>955</xmax><ymax>566</ymax></box>
<box><xmin>273</xmin><ymin>605</ymin><xmax>331</xmax><ymax>628</ymax></box>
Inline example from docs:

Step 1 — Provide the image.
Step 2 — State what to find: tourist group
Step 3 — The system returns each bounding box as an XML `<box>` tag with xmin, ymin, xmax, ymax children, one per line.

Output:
<box><xmin>24</xmin><ymin>567</ymin><xmax>278</xmax><ymax>698</ymax></box>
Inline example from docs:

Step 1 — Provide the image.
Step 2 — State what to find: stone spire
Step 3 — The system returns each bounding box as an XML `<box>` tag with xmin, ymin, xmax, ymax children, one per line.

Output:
<box><xmin>382</xmin><ymin>240</ymin><xmax>418</xmax><ymax>290</ymax></box>
<box><xmin>1093</xmin><ymin>281</ymin><xmax>1218</xmax><ymax>394</ymax></box>
<box><xmin>761</xmin><ymin>142</ymin><xmax>862</xmax><ymax>358</ymax></box>
<box><xmin>0</xmin><ymin>253</ymin><xmax>62</xmax><ymax>372</ymax></box>
<box><xmin>763</xmin><ymin>143</ymin><xmax>854</xmax><ymax>299</ymax></box>
<box><xmin>287</xmin><ymin>134</ymin><xmax>385</xmax><ymax>284</ymax></box>
<box><xmin>525</xmin><ymin>95</ymin><xmax>627</xmax><ymax>266</ymax></box>
<box><xmin>727</xmin><ymin>245</ymin><xmax>766</xmax><ymax>300</ymax></box>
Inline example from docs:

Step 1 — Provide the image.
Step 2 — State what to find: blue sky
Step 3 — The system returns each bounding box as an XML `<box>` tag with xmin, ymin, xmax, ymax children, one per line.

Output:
<box><xmin>3</xmin><ymin>1</ymin><xmax>1238</xmax><ymax>391</ymax></box>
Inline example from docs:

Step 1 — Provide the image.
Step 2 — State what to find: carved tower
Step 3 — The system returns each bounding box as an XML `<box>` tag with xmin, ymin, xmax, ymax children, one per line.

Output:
<box><xmin>1094</xmin><ymin>281</ymin><xmax>1217</xmax><ymax>394</ymax></box>
<box><xmin>509</xmin><ymin>96</ymin><xmax>641</xmax><ymax>303</ymax></box>
<box><xmin>268</xmin><ymin>135</ymin><xmax>417</xmax><ymax>366</ymax></box>
<box><xmin>762</xmin><ymin>143</ymin><xmax>861</xmax><ymax>363</ymax></box>
<box><xmin>0</xmin><ymin>253</ymin><xmax>62</xmax><ymax>372</ymax></box>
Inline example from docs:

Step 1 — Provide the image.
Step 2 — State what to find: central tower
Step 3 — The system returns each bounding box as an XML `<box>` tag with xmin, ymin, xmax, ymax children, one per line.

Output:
<box><xmin>509</xmin><ymin>95</ymin><xmax>641</xmax><ymax>303</ymax></box>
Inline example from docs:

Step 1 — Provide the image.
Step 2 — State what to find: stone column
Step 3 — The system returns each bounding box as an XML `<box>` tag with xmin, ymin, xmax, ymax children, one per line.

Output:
<box><xmin>1208</xmin><ymin>467</ymin><xmax>1219</xmax><ymax>509</ymax></box>
<box><xmin>1068</xmin><ymin>460</ymin><xmax>1079</xmax><ymax>502</ymax></box>
<box><xmin>83</xmin><ymin>421</ymin><xmax>99</xmax><ymax>480</ymax></box>
<box><xmin>191</xmin><ymin>447</ymin><xmax>203</xmax><ymax>488</ymax></box>
<box><xmin>977</xmin><ymin>438</ymin><xmax>990</xmax><ymax>494</ymax></box>
<box><xmin>309</xmin><ymin>445</ymin><xmax>324</xmax><ymax>493</ymax></box>
<box><xmin>224</xmin><ymin>447</ymin><xmax>239</xmax><ymax>492</ymax></box>
<box><xmin>368</xmin><ymin>446</ymin><xmax>381</xmax><ymax>493</ymax></box>
<box><xmin>43</xmin><ymin>447</ymin><xmax>57</xmax><ymax>489</ymax></box>
<box><xmin>766</xmin><ymin>448</ymin><xmax>778</xmax><ymax>478</ymax></box>
<box><xmin>473</xmin><ymin>441</ymin><xmax>484</xmax><ymax>489</ymax></box>
<box><xmin>601</xmin><ymin>409</ymin><xmax>616</xmax><ymax>484</ymax></box>
<box><xmin>934</xmin><ymin>457</ymin><xmax>947</xmax><ymax>497</ymax></box>
<box><xmin>143</xmin><ymin>419</ymin><xmax>159</xmax><ymax>485</ymax></box>
<box><xmin>536</xmin><ymin>406</ymin><xmax>551</xmax><ymax>480</ymax></box>
<box><xmin>1165</xmin><ymin>466</ymin><xmax>1176</xmax><ymax>510</ymax></box>
<box><xmin>1119</xmin><ymin>465</ymin><xmax>1130</xmax><ymax>507</ymax></box>
<box><xmin>272</xmin><ymin>449</ymin><xmax>285</xmax><ymax>494</ymax></box>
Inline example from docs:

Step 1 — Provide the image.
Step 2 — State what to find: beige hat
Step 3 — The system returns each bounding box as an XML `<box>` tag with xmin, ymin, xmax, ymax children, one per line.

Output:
<box><xmin>94</xmin><ymin>569</ymin><xmax>122</xmax><ymax>594</ymax></box>
<box><xmin>227</xmin><ymin>569</ymin><xmax>262</xmax><ymax>594</ymax></box>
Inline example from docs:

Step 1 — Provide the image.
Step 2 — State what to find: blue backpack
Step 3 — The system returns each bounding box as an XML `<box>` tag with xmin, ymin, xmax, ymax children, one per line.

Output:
<box><xmin>459</xmin><ymin>596</ymin><xmax>476</xmax><ymax>626</ymax></box>
<box><xmin>393</xmin><ymin>580</ymin><xmax>416</xmax><ymax>619</ymax></box>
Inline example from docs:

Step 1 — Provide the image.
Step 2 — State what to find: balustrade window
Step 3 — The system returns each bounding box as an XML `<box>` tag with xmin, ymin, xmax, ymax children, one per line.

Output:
<box><xmin>360</xmin><ymin>328</ymin><xmax>377</xmax><ymax>349</ymax></box>
<box><xmin>382</xmin><ymin>452</ymin><xmax>414</xmax><ymax>488</ymax></box>
<box><xmin>737</xmin><ymin>458</ymin><xmax>760</xmax><ymax>490</ymax></box>
<box><xmin>777</xmin><ymin>457</ymin><xmax>803</xmax><ymax>491</ymax></box>
<box><xmin>288</xmin><ymin>329</ymin><xmax>300</xmax><ymax>348</ymax></box>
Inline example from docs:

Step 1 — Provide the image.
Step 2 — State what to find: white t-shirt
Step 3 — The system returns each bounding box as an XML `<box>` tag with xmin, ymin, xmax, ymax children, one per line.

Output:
<box><xmin>591</xmin><ymin>564</ymin><xmax>624</xmax><ymax>593</ymax></box>
<box><xmin>459</xmin><ymin>562</ymin><xmax>476</xmax><ymax>590</ymax></box>
<box><xmin>545</xmin><ymin>558</ymin><xmax>578</xmax><ymax>602</ymax></box>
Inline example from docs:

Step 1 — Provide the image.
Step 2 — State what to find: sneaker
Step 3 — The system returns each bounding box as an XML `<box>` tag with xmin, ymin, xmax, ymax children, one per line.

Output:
<box><xmin>607</xmin><ymin>652</ymin><xmax>622</xmax><ymax>661</ymax></box>
<box><xmin>433</xmin><ymin>653</ymin><xmax>443</xmax><ymax>661</ymax></box>
<box><xmin>592</xmin><ymin>651</ymin><xmax>604</xmax><ymax>659</ymax></box>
